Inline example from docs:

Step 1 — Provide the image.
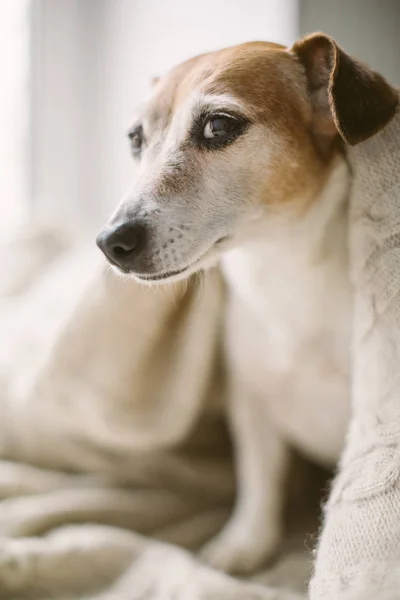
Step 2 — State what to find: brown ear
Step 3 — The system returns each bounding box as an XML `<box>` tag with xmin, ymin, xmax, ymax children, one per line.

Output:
<box><xmin>291</xmin><ymin>33</ymin><xmax>398</xmax><ymax>146</ymax></box>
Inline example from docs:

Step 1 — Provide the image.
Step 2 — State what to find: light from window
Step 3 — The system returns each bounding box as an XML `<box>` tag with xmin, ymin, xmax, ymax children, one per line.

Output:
<box><xmin>0</xmin><ymin>0</ymin><xmax>30</xmax><ymax>240</ymax></box>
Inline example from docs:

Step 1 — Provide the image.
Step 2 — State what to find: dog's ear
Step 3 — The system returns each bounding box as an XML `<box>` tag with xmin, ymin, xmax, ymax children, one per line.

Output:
<box><xmin>290</xmin><ymin>33</ymin><xmax>398</xmax><ymax>146</ymax></box>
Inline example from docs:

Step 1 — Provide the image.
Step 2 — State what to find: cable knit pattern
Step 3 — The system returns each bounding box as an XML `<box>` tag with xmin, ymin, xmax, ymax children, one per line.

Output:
<box><xmin>310</xmin><ymin>105</ymin><xmax>400</xmax><ymax>599</ymax></box>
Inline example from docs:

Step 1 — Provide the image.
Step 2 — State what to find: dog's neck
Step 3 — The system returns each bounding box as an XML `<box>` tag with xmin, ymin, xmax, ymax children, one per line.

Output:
<box><xmin>221</xmin><ymin>156</ymin><xmax>351</xmax><ymax>312</ymax></box>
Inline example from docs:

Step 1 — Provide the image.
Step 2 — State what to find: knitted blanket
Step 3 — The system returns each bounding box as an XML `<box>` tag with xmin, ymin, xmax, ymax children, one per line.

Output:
<box><xmin>310</xmin><ymin>105</ymin><xmax>400</xmax><ymax>598</ymax></box>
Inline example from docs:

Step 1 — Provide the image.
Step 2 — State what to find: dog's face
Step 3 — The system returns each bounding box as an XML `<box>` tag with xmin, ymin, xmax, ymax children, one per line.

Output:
<box><xmin>97</xmin><ymin>36</ymin><xmax>398</xmax><ymax>282</ymax></box>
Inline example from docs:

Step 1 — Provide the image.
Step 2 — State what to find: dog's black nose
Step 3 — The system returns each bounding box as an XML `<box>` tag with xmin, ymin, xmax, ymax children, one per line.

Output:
<box><xmin>96</xmin><ymin>222</ymin><xmax>144</xmax><ymax>270</ymax></box>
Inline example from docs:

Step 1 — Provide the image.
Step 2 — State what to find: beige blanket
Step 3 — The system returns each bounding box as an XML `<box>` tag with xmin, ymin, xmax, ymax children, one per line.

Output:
<box><xmin>0</xmin><ymin>230</ymin><xmax>324</xmax><ymax>600</ymax></box>
<box><xmin>310</xmin><ymin>105</ymin><xmax>400</xmax><ymax>598</ymax></box>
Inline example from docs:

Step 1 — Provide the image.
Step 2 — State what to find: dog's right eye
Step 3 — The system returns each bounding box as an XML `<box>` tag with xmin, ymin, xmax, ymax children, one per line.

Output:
<box><xmin>128</xmin><ymin>125</ymin><xmax>144</xmax><ymax>157</ymax></box>
<box><xmin>203</xmin><ymin>116</ymin><xmax>235</xmax><ymax>139</ymax></box>
<box><xmin>194</xmin><ymin>112</ymin><xmax>249</xmax><ymax>150</ymax></box>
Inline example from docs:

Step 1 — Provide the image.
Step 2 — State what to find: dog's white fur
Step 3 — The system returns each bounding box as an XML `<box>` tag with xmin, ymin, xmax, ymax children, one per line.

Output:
<box><xmin>203</xmin><ymin>158</ymin><xmax>352</xmax><ymax>572</ymax></box>
<box><xmin>96</xmin><ymin>38</ymin><xmax>364</xmax><ymax>574</ymax></box>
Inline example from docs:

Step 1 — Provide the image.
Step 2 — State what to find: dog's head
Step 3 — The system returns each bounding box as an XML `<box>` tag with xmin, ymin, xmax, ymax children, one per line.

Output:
<box><xmin>97</xmin><ymin>33</ymin><xmax>398</xmax><ymax>282</ymax></box>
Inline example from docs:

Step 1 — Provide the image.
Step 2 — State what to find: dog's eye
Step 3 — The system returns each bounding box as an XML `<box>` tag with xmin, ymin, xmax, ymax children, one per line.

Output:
<box><xmin>196</xmin><ymin>113</ymin><xmax>249</xmax><ymax>149</ymax></box>
<box><xmin>203</xmin><ymin>116</ymin><xmax>236</xmax><ymax>139</ymax></box>
<box><xmin>128</xmin><ymin>126</ymin><xmax>143</xmax><ymax>156</ymax></box>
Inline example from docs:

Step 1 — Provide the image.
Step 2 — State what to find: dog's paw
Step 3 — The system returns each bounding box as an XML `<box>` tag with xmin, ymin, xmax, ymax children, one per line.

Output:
<box><xmin>199</xmin><ymin>522</ymin><xmax>280</xmax><ymax>575</ymax></box>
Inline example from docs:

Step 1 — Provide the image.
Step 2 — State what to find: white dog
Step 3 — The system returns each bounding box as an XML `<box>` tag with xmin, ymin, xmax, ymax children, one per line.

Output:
<box><xmin>97</xmin><ymin>33</ymin><xmax>398</xmax><ymax>575</ymax></box>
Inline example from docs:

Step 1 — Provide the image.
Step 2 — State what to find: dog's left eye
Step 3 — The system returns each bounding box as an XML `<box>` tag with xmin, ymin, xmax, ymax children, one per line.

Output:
<box><xmin>128</xmin><ymin>125</ymin><xmax>144</xmax><ymax>157</ymax></box>
<box><xmin>203</xmin><ymin>116</ymin><xmax>236</xmax><ymax>139</ymax></box>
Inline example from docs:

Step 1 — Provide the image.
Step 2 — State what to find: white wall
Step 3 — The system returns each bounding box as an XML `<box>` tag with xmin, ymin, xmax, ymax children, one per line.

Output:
<box><xmin>299</xmin><ymin>0</ymin><xmax>400</xmax><ymax>86</ymax></box>
<box><xmin>32</xmin><ymin>0</ymin><xmax>298</xmax><ymax>227</ymax></box>
<box><xmin>31</xmin><ymin>0</ymin><xmax>101</xmax><ymax>226</ymax></box>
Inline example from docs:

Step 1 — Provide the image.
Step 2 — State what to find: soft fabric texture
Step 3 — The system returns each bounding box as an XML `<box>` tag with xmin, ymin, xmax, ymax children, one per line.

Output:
<box><xmin>310</xmin><ymin>104</ymin><xmax>400</xmax><ymax>598</ymax></box>
<box><xmin>0</xmin><ymin>232</ymin><xmax>325</xmax><ymax>600</ymax></box>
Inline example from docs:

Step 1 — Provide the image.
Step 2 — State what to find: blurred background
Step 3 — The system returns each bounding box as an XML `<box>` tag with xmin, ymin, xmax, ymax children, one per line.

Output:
<box><xmin>1</xmin><ymin>0</ymin><xmax>399</xmax><ymax>240</ymax></box>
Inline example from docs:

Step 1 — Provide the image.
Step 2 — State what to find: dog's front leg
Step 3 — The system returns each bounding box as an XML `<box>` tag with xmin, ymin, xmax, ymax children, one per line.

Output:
<box><xmin>200</xmin><ymin>382</ymin><xmax>289</xmax><ymax>575</ymax></box>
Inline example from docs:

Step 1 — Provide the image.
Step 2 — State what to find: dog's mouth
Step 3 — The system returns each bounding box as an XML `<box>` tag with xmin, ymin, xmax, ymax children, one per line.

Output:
<box><xmin>132</xmin><ymin>236</ymin><xmax>229</xmax><ymax>282</ymax></box>
<box><xmin>135</xmin><ymin>266</ymin><xmax>188</xmax><ymax>282</ymax></box>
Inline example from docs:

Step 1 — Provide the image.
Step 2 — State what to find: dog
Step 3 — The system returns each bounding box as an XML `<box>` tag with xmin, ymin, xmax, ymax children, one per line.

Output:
<box><xmin>97</xmin><ymin>33</ymin><xmax>398</xmax><ymax>574</ymax></box>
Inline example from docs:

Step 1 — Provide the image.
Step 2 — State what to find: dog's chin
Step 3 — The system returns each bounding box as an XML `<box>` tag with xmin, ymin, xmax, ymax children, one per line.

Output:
<box><xmin>113</xmin><ymin>245</ymin><xmax>222</xmax><ymax>286</ymax></box>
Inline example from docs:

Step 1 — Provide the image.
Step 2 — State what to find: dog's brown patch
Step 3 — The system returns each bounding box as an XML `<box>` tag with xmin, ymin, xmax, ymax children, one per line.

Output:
<box><xmin>150</xmin><ymin>42</ymin><xmax>339</xmax><ymax>211</ymax></box>
<box><xmin>141</xmin><ymin>35</ymin><xmax>397</xmax><ymax>219</ymax></box>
